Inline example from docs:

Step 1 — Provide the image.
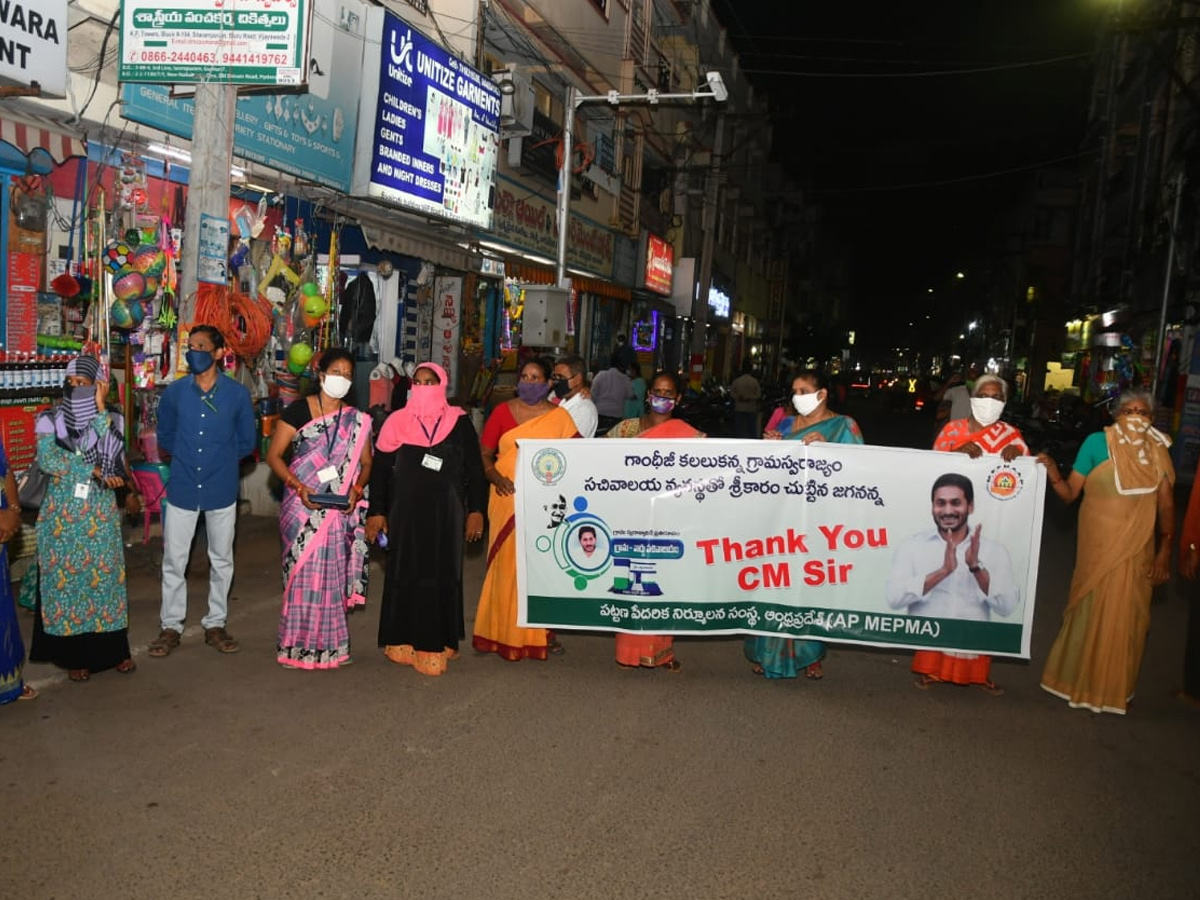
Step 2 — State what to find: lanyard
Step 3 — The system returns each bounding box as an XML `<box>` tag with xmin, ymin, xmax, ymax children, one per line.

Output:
<box><xmin>419</xmin><ymin>415</ymin><xmax>443</xmax><ymax>446</ymax></box>
<box><xmin>317</xmin><ymin>395</ymin><xmax>343</xmax><ymax>455</ymax></box>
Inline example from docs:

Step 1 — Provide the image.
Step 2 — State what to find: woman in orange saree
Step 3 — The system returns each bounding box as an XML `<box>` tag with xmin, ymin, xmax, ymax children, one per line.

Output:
<box><xmin>1037</xmin><ymin>390</ymin><xmax>1174</xmax><ymax>714</ymax></box>
<box><xmin>606</xmin><ymin>372</ymin><xmax>702</xmax><ymax>671</ymax></box>
<box><xmin>473</xmin><ymin>358</ymin><xmax>579</xmax><ymax>661</ymax></box>
<box><xmin>915</xmin><ymin>374</ymin><xmax>1029</xmax><ymax>694</ymax></box>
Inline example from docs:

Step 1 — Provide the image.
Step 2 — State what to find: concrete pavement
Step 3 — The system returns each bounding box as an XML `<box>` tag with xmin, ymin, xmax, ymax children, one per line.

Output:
<box><xmin>4</xmin><ymin>501</ymin><xmax>1199</xmax><ymax>900</ymax></box>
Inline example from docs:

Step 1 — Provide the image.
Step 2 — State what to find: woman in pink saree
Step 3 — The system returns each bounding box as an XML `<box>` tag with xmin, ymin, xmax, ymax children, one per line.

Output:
<box><xmin>265</xmin><ymin>349</ymin><xmax>373</xmax><ymax>669</ymax></box>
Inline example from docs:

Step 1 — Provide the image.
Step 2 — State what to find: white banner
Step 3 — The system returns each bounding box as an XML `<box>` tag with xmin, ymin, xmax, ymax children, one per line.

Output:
<box><xmin>1</xmin><ymin>0</ymin><xmax>67</xmax><ymax>97</ymax></box>
<box><xmin>515</xmin><ymin>439</ymin><xmax>1045</xmax><ymax>658</ymax></box>
<box><xmin>430</xmin><ymin>275</ymin><xmax>462</xmax><ymax>395</ymax></box>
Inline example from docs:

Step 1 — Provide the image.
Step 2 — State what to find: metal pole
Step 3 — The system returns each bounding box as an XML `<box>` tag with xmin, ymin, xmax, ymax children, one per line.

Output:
<box><xmin>555</xmin><ymin>86</ymin><xmax>576</xmax><ymax>289</ymax></box>
<box><xmin>690</xmin><ymin>112</ymin><xmax>725</xmax><ymax>358</ymax></box>
<box><xmin>1152</xmin><ymin>171</ymin><xmax>1184</xmax><ymax>400</ymax></box>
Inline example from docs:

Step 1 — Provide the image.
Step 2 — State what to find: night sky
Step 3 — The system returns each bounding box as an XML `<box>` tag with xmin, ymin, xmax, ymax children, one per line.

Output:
<box><xmin>712</xmin><ymin>0</ymin><xmax>1101</xmax><ymax>353</ymax></box>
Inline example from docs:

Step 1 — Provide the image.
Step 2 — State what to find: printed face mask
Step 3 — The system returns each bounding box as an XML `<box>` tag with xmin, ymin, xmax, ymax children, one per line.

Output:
<box><xmin>186</xmin><ymin>349</ymin><xmax>214</xmax><ymax>374</ymax></box>
<box><xmin>792</xmin><ymin>392</ymin><xmax>822</xmax><ymax>416</ymax></box>
<box><xmin>649</xmin><ymin>395</ymin><xmax>676</xmax><ymax>414</ymax></box>
<box><xmin>970</xmin><ymin>397</ymin><xmax>1005</xmax><ymax>427</ymax></box>
<box><xmin>322</xmin><ymin>374</ymin><xmax>353</xmax><ymax>399</ymax></box>
<box><xmin>517</xmin><ymin>381</ymin><xmax>551</xmax><ymax>405</ymax></box>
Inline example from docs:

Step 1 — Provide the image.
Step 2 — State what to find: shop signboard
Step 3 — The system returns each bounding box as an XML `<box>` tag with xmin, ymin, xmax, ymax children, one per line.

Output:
<box><xmin>644</xmin><ymin>233</ymin><xmax>673</xmax><ymax>295</ymax></box>
<box><xmin>0</xmin><ymin>0</ymin><xmax>67</xmax><ymax>97</ymax></box>
<box><xmin>119</xmin><ymin>0</ymin><xmax>364</xmax><ymax>192</ymax></box>
<box><xmin>485</xmin><ymin>174</ymin><xmax>615</xmax><ymax>279</ymax></box>
<box><xmin>352</xmin><ymin>7</ymin><xmax>501</xmax><ymax>230</ymax></box>
<box><xmin>119</xmin><ymin>0</ymin><xmax>308</xmax><ymax>85</ymax></box>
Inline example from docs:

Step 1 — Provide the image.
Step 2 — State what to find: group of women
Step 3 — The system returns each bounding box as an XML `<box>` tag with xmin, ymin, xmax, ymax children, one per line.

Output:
<box><xmin>0</xmin><ymin>351</ymin><xmax>1190</xmax><ymax>716</ymax></box>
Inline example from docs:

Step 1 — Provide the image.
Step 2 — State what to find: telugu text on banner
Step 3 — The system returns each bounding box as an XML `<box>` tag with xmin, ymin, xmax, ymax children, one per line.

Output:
<box><xmin>515</xmin><ymin>439</ymin><xmax>1045</xmax><ymax>658</ymax></box>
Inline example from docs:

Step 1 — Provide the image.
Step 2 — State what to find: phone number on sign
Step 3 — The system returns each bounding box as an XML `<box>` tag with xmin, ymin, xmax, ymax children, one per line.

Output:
<box><xmin>132</xmin><ymin>50</ymin><xmax>290</xmax><ymax>66</ymax></box>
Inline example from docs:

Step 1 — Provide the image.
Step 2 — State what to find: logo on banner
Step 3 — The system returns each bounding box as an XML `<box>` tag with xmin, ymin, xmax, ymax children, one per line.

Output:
<box><xmin>986</xmin><ymin>464</ymin><xmax>1023</xmax><ymax>500</ymax></box>
<box><xmin>535</xmin><ymin>495</ymin><xmax>612</xmax><ymax>590</ymax></box>
<box><xmin>532</xmin><ymin>448</ymin><xmax>567</xmax><ymax>485</ymax></box>
<box><xmin>390</xmin><ymin>27</ymin><xmax>414</xmax><ymax>72</ymax></box>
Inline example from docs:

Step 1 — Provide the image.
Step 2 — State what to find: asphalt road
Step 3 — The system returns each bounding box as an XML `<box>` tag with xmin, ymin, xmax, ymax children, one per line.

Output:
<box><xmin>5</xmin><ymin>405</ymin><xmax>1199</xmax><ymax>900</ymax></box>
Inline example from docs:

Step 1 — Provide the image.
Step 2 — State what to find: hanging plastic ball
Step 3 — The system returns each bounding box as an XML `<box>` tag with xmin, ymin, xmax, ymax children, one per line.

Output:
<box><xmin>300</xmin><ymin>282</ymin><xmax>321</xmax><ymax>298</ymax></box>
<box><xmin>104</xmin><ymin>240</ymin><xmax>132</xmax><ymax>273</ymax></box>
<box><xmin>110</xmin><ymin>300</ymin><xmax>136</xmax><ymax>329</ymax></box>
<box><xmin>288</xmin><ymin>342</ymin><xmax>314</xmax><ymax>375</ymax></box>
<box><xmin>131</xmin><ymin>244</ymin><xmax>166</xmax><ymax>277</ymax></box>
<box><xmin>124</xmin><ymin>228</ymin><xmax>142</xmax><ymax>248</ymax></box>
<box><xmin>301</xmin><ymin>294</ymin><xmax>328</xmax><ymax>328</ymax></box>
<box><xmin>113</xmin><ymin>270</ymin><xmax>147</xmax><ymax>303</ymax></box>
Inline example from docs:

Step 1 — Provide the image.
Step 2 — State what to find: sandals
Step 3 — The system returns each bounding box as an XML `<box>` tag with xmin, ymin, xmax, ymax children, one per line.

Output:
<box><xmin>68</xmin><ymin>669</ymin><xmax>90</xmax><ymax>682</ymax></box>
<box><xmin>17</xmin><ymin>684</ymin><xmax>37</xmax><ymax>701</ymax></box>
<box><xmin>805</xmin><ymin>661</ymin><xmax>824</xmax><ymax>680</ymax></box>
<box><xmin>913</xmin><ymin>674</ymin><xmax>940</xmax><ymax>690</ymax></box>
<box><xmin>116</xmin><ymin>658</ymin><xmax>137</xmax><ymax>674</ymax></box>
<box><xmin>148</xmin><ymin>629</ymin><xmax>181</xmax><ymax>658</ymax></box>
<box><xmin>204</xmin><ymin>627</ymin><xmax>240</xmax><ymax>654</ymax></box>
<box><xmin>547</xmin><ymin>638</ymin><xmax>565</xmax><ymax>656</ymax></box>
<box><xmin>975</xmin><ymin>680</ymin><xmax>1005</xmax><ymax>697</ymax></box>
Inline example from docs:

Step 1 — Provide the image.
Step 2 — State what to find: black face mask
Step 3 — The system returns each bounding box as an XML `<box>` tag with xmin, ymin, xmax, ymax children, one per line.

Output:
<box><xmin>551</xmin><ymin>379</ymin><xmax>572</xmax><ymax>399</ymax></box>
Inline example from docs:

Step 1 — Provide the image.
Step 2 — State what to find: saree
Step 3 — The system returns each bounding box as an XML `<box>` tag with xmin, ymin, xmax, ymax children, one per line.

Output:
<box><xmin>745</xmin><ymin>413</ymin><xmax>863</xmax><ymax>678</ymax></box>
<box><xmin>0</xmin><ymin>441</ymin><xmax>27</xmax><ymax>704</ymax></box>
<box><xmin>277</xmin><ymin>406</ymin><xmax>372</xmax><ymax>669</ymax></box>
<box><xmin>473</xmin><ymin>405</ymin><xmax>578</xmax><ymax>660</ymax></box>
<box><xmin>934</xmin><ymin>419</ymin><xmax>1029</xmax><ymax>456</ymax></box>
<box><xmin>608</xmin><ymin>416</ymin><xmax>701</xmax><ymax>668</ymax></box>
<box><xmin>1041</xmin><ymin>428</ymin><xmax>1174</xmax><ymax>713</ymax></box>
<box><xmin>916</xmin><ymin>418</ymin><xmax>1029</xmax><ymax>686</ymax></box>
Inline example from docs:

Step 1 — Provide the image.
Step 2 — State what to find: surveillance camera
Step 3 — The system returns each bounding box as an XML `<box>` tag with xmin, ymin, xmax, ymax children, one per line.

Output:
<box><xmin>705</xmin><ymin>71</ymin><xmax>728</xmax><ymax>103</ymax></box>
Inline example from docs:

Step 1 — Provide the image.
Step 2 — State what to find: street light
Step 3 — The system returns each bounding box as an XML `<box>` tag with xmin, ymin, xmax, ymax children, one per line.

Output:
<box><xmin>554</xmin><ymin>73</ymin><xmax>729</xmax><ymax>288</ymax></box>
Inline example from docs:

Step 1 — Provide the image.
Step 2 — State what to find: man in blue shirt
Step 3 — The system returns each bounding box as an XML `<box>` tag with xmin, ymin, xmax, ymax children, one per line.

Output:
<box><xmin>148</xmin><ymin>325</ymin><xmax>256</xmax><ymax>657</ymax></box>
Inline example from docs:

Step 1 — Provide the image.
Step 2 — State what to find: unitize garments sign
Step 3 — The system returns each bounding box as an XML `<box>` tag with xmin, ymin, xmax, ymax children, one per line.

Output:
<box><xmin>352</xmin><ymin>7</ymin><xmax>501</xmax><ymax>230</ymax></box>
<box><xmin>0</xmin><ymin>0</ymin><xmax>67</xmax><ymax>97</ymax></box>
<box><xmin>118</xmin><ymin>0</ymin><xmax>308</xmax><ymax>85</ymax></box>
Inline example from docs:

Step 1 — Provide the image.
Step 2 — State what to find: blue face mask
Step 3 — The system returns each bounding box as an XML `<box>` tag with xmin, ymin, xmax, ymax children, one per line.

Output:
<box><xmin>186</xmin><ymin>349</ymin><xmax>214</xmax><ymax>374</ymax></box>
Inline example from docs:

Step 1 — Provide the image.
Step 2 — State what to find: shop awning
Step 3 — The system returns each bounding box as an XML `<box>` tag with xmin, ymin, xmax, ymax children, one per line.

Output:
<box><xmin>0</xmin><ymin>114</ymin><xmax>86</xmax><ymax>174</ymax></box>
<box><xmin>507</xmin><ymin>261</ymin><xmax>631</xmax><ymax>300</ymax></box>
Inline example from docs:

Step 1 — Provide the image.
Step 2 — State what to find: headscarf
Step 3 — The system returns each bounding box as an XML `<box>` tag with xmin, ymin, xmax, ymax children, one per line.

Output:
<box><xmin>376</xmin><ymin>362</ymin><xmax>465</xmax><ymax>451</ymax></box>
<box><xmin>37</xmin><ymin>354</ymin><xmax>125</xmax><ymax>478</ymax></box>
<box><xmin>1106</xmin><ymin>415</ymin><xmax>1172</xmax><ymax>495</ymax></box>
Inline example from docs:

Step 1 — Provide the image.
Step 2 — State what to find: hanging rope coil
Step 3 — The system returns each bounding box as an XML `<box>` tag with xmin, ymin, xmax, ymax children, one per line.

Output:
<box><xmin>195</xmin><ymin>283</ymin><xmax>274</xmax><ymax>358</ymax></box>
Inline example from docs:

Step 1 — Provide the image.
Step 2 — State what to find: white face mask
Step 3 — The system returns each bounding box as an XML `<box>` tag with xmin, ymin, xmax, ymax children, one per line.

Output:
<box><xmin>322</xmin><ymin>374</ymin><xmax>353</xmax><ymax>400</ymax></box>
<box><xmin>792</xmin><ymin>391</ymin><xmax>823</xmax><ymax>416</ymax></box>
<box><xmin>970</xmin><ymin>396</ymin><xmax>1005</xmax><ymax>426</ymax></box>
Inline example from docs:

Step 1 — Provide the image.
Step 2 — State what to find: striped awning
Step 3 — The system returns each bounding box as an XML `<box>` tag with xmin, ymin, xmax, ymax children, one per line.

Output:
<box><xmin>0</xmin><ymin>115</ymin><xmax>85</xmax><ymax>174</ymax></box>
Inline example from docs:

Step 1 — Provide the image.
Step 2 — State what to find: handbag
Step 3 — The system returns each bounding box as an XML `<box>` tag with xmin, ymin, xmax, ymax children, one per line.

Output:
<box><xmin>17</xmin><ymin>460</ymin><xmax>50</xmax><ymax>510</ymax></box>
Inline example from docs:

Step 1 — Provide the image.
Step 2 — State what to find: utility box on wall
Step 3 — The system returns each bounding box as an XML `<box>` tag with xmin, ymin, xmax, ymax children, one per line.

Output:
<box><xmin>521</xmin><ymin>285</ymin><xmax>569</xmax><ymax>347</ymax></box>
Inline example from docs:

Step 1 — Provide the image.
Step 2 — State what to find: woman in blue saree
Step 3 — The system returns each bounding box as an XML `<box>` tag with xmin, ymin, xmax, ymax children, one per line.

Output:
<box><xmin>745</xmin><ymin>370</ymin><xmax>864</xmax><ymax>679</ymax></box>
<box><xmin>1</xmin><ymin>437</ymin><xmax>35</xmax><ymax>703</ymax></box>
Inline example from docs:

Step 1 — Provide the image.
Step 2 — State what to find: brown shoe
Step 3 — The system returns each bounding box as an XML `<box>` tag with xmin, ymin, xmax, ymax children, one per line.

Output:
<box><xmin>204</xmin><ymin>627</ymin><xmax>240</xmax><ymax>654</ymax></box>
<box><xmin>147</xmin><ymin>629</ymin><xmax>181</xmax><ymax>658</ymax></box>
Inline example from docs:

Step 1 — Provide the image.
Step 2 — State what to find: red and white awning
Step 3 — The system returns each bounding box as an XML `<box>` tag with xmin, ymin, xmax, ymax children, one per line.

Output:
<box><xmin>0</xmin><ymin>115</ymin><xmax>85</xmax><ymax>163</ymax></box>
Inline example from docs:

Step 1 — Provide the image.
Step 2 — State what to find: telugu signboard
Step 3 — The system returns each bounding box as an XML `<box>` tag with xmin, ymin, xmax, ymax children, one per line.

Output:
<box><xmin>516</xmin><ymin>440</ymin><xmax>1045</xmax><ymax>658</ymax></box>
<box><xmin>119</xmin><ymin>0</ymin><xmax>308</xmax><ymax>85</ymax></box>
<box><xmin>119</xmin><ymin>0</ymin><xmax>364</xmax><ymax>192</ymax></box>
<box><xmin>352</xmin><ymin>7</ymin><xmax>501</xmax><ymax>230</ymax></box>
<box><xmin>485</xmin><ymin>174</ymin><xmax>615</xmax><ymax>278</ymax></box>
<box><xmin>0</xmin><ymin>0</ymin><xmax>67</xmax><ymax>97</ymax></box>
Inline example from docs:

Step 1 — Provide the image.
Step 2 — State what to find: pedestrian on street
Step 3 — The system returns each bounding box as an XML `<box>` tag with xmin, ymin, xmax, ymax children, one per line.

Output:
<box><xmin>551</xmin><ymin>354</ymin><xmax>598</xmax><ymax>438</ymax></box>
<box><xmin>749</xmin><ymin>369</ymin><xmax>864</xmax><ymax>680</ymax></box>
<box><xmin>473</xmin><ymin>357</ymin><xmax>578</xmax><ymax>661</ymax></box>
<box><xmin>265</xmin><ymin>349</ymin><xmax>373</xmax><ymax>670</ymax></box>
<box><xmin>607</xmin><ymin>371</ymin><xmax>701</xmax><ymax>671</ymax></box>
<box><xmin>366</xmin><ymin>362</ymin><xmax>487</xmax><ymax>676</ymax></box>
<box><xmin>1037</xmin><ymin>390</ymin><xmax>1175</xmax><ymax>715</ymax></box>
<box><xmin>0</xmin><ymin>437</ymin><xmax>35</xmax><ymax>702</ymax></box>
<box><xmin>910</xmin><ymin>374</ymin><xmax>1029</xmax><ymax>695</ymax></box>
<box><xmin>1174</xmin><ymin>456</ymin><xmax>1200</xmax><ymax>709</ymax></box>
<box><xmin>730</xmin><ymin>362</ymin><xmax>762</xmax><ymax>439</ymax></box>
<box><xmin>590</xmin><ymin>356</ymin><xmax>634</xmax><ymax>436</ymax></box>
<box><xmin>25</xmin><ymin>355</ymin><xmax>138</xmax><ymax>683</ymax></box>
<box><xmin>148</xmin><ymin>326</ymin><xmax>256</xmax><ymax>658</ymax></box>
